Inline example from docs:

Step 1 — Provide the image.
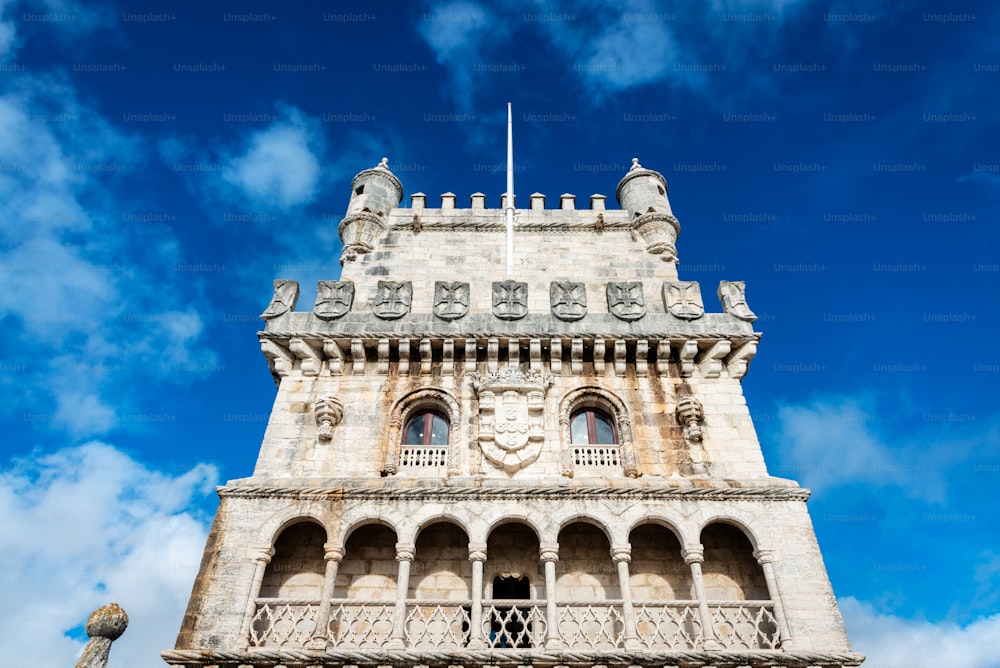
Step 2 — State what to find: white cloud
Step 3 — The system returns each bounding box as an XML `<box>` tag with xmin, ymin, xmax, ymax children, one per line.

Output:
<box><xmin>0</xmin><ymin>442</ymin><xmax>217</xmax><ymax>668</ymax></box>
<box><xmin>0</xmin><ymin>76</ymin><xmax>216</xmax><ymax>437</ymax></box>
<box><xmin>840</xmin><ymin>597</ymin><xmax>1000</xmax><ymax>668</ymax></box>
<box><xmin>221</xmin><ymin>107</ymin><xmax>323</xmax><ymax>209</ymax></box>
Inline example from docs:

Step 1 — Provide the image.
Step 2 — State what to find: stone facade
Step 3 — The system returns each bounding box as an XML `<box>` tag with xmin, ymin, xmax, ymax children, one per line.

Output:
<box><xmin>164</xmin><ymin>159</ymin><xmax>863</xmax><ymax>667</ymax></box>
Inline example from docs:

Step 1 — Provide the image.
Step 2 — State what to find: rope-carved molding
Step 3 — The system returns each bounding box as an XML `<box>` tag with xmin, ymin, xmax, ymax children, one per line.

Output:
<box><xmin>161</xmin><ymin>647</ymin><xmax>865</xmax><ymax>667</ymax></box>
<box><xmin>217</xmin><ymin>484</ymin><xmax>811</xmax><ymax>502</ymax></box>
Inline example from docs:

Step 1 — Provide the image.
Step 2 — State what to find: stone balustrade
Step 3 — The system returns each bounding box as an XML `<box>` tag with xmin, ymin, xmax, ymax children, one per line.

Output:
<box><xmin>249</xmin><ymin>598</ymin><xmax>778</xmax><ymax>652</ymax></box>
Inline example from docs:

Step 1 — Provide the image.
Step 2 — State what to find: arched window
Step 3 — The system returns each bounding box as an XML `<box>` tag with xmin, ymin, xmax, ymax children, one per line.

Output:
<box><xmin>403</xmin><ymin>410</ymin><xmax>449</xmax><ymax>445</ymax></box>
<box><xmin>570</xmin><ymin>408</ymin><xmax>617</xmax><ymax>444</ymax></box>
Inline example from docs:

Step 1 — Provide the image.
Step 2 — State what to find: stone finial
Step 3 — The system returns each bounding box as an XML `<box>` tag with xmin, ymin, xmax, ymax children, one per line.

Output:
<box><xmin>377</xmin><ymin>156</ymin><xmax>389</xmax><ymax>170</ymax></box>
<box><xmin>630</xmin><ymin>157</ymin><xmax>642</xmax><ymax>171</ymax></box>
<box><xmin>75</xmin><ymin>603</ymin><xmax>128</xmax><ymax>668</ymax></box>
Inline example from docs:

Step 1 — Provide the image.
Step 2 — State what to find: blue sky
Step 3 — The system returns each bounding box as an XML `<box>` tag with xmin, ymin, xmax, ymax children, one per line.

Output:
<box><xmin>1</xmin><ymin>0</ymin><xmax>998</xmax><ymax>666</ymax></box>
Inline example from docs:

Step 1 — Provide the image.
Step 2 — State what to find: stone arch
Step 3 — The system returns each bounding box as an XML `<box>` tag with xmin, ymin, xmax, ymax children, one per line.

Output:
<box><xmin>556</xmin><ymin>521</ymin><xmax>619</xmax><ymax>601</ymax></box>
<box><xmin>335</xmin><ymin>509</ymin><xmax>401</xmax><ymax>547</ymax></box>
<box><xmin>409</xmin><ymin>507</ymin><xmax>474</xmax><ymax>540</ymax></box>
<box><xmin>485</xmin><ymin>521</ymin><xmax>542</xmax><ymax>599</ymax></box>
<box><xmin>336</xmin><ymin>522</ymin><xmax>400</xmax><ymax>601</ymax></box>
<box><xmin>259</xmin><ymin>520</ymin><xmax>327</xmax><ymax>599</ymax></box>
<box><xmin>628</xmin><ymin>522</ymin><xmax>693</xmax><ymax>601</ymax></box>
<box><xmin>695</xmin><ymin>512</ymin><xmax>769</xmax><ymax>552</ymax></box>
<box><xmin>558</xmin><ymin>386</ymin><xmax>639</xmax><ymax>477</ymax></box>
<box><xmin>258</xmin><ymin>506</ymin><xmax>337</xmax><ymax>550</ymax></box>
<box><xmin>699</xmin><ymin>522</ymin><xmax>769</xmax><ymax>601</ymax></box>
<box><xmin>383</xmin><ymin>387</ymin><xmax>461</xmax><ymax>476</ymax></box>
<box><xmin>410</xmin><ymin>521</ymin><xmax>472</xmax><ymax>600</ymax></box>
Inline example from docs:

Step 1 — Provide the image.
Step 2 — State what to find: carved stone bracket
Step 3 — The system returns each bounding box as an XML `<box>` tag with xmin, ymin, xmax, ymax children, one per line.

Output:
<box><xmin>260</xmin><ymin>339</ymin><xmax>293</xmax><ymax>377</ymax></box>
<box><xmin>634</xmin><ymin>212</ymin><xmax>680</xmax><ymax>262</ymax></box>
<box><xmin>727</xmin><ymin>340</ymin><xmax>758</xmax><ymax>379</ymax></box>
<box><xmin>339</xmin><ymin>211</ymin><xmax>387</xmax><ymax>264</ymax></box>
<box><xmin>676</xmin><ymin>396</ymin><xmax>708</xmax><ymax>475</ymax></box>
<box><xmin>289</xmin><ymin>337</ymin><xmax>323</xmax><ymax>376</ymax></box>
<box><xmin>469</xmin><ymin>365</ymin><xmax>551</xmax><ymax>472</ymax></box>
<box><xmin>314</xmin><ymin>396</ymin><xmax>344</xmax><ymax>442</ymax></box>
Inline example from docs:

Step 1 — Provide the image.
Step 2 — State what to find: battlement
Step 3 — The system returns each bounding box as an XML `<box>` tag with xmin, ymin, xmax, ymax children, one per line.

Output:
<box><xmin>408</xmin><ymin>191</ymin><xmax>611</xmax><ymax>211</ymax></box>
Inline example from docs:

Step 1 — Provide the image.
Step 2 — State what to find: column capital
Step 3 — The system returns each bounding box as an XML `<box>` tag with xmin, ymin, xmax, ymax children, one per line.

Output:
<box><xmin>395</xmin><ymin>543</ymin><xmax>416</xmax><ymax>562</ymax></box>
<box><xmin>324</xmin><ymin>544</ymin><xmax>345</xmax><ymax>562</ymax></box>
<box><xmin>468</xmin><ymin>542</ymin><xmax>488</xmax><ymax>562</ymax></box>
<box><xmin>682</xmin><ymin>546</ymin><xmax>704</xmax><ymax>564</ymax></box>
<box><xmin>754</xmin><ymin>548</ymin><xmax>775</xmax><ymax>565</ymax></box>
<box><xmin>251</xmin><ymin>546</ymin><xmax>275</xmax><ymax>563</ymax></box>
<box><xmin>539</xmin><ymin>543</ymin><xmax>559</xmax><ymax>563</ymax></box>
<box><xmin>610</xmin><ymin>545</ymin><xmax>632</xmax><ymax>563</ymax></box>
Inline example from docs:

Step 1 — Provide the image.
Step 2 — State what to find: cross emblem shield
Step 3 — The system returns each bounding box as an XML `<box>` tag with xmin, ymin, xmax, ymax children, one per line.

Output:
<box><xmin>434</xmin><ymin>281</ymin><xmax>469</xmax><ymax>320</ymax></box>
<box><xmin>493</xmin><ymin>280</ymin><xmax>528</xmax><ymax>320</ymax></box>
<box><xmin>372</xmin><ymin>280</ymin><xmax>412</xmax><ymax>320</ymax></box>
<box><xmin>313</xmin><ymin>281</ymin><xmax>355</xmax><ymax>320</ymax></box>
<box><xmin>550</xmin><ymin>282</ymin><xmax>587</xmax><ymax>321</ymax></box>
<box><xmin>663</xmin><ymin>281</ymin><xmax>704</xmax><ymax>320</ymax></box>
<box><xmin>259</xmin><ymin>279</ymin><xmax>299</xmax><ymax>319</ymax></box>
<box><xmin>607</xmin><ymin>281</ymin><xmax>646</xmax><ymax>321</ymax></box>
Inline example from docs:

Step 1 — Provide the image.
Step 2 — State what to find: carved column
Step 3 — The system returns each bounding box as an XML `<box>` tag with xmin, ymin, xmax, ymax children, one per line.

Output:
<box><xmin>611</xmin><ymin>546</ymin><xmax>641</xmax><ymax>650</ymax></box>
<box><xmin>383</xmin><ymin>416</ymin><xmax>402</xmax><ymax>475</ymax></box>
<box><xmin>540</xmin><ymin>544</ymin><xmax>561</xmax><ymax>649</ymax></box>
<box><xmin>468</xmin><ymin>543</ymin><xmax>487</xmax><ymax>648</ymax></box>
<box><xmin>755</xmin><ymin>549</ymin><xmax>795</xmax><ymax>649</ymax></box>
<box><xmin>683</xmin><ymin>546</ymin><xmax>721</xmax><ymax>650</ymax></box>
<box><xmin>310</xmin><ymin>545</ymin><xmax>344</xmax><ymax>647</ymax></box>
<box><xmin>240</xmin><ymin>546</ymin><xmax>275</xmax><ymax>644</ymax></box>
<box><xmin>389</xmin><ymin>544</ymin><xmax>415</xmax><ymax>648</ymax></box>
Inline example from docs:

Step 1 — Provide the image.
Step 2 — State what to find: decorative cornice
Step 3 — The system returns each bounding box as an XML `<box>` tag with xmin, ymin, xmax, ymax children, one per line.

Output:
<box><xmin>162</xmin><ymin>647</ymin><xmax>865</xmax><ymax>667</ymax></box>
<box><xmin>260</xmin><ymin>330</ymin><xmax>761</xmax><ymax>342</ymax></box>
<box><xmin>218</xmin><ymin>483</ymin><xmax>811</xmax><ymax>502</ymax></box>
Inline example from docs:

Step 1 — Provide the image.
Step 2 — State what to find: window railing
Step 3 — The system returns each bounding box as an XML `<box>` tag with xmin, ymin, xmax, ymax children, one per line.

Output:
<box><xmin>571</xmin><ymin>445</ymin><xmax>621</xmax><ymax>467</ymax></box>
<box><xmin>249</xmin><ymin>598</ymin><xmax>779</xmax><ymax>651</ymax></box>
<box><xmin>481</xmin><ymin>599</ymin><xmax>547</xmax><ymax>648</ymax></box>
<box><xmin>399</xmin><ymin>446</ymin><xmax>449</xmax><ymax>468</ymax></box>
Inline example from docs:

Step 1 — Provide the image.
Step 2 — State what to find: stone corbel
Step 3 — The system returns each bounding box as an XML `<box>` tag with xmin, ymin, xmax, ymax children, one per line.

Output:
<box><xmin>697</xmin><ymin>340</ymin><xmax>732</xmax><ymax>379</ymax></box>
<box><xmin>260</xmin><ymin>339</ymin><xmax>293</xmax><ymax>377</ymax></box>
<box><xmin>727</xmin><ymin>340</ymin><xmax>758</xmax><ymax>379</ymax></box>
<box><xmin>323</xmin><ymin>340</ymin><xmax>344</xmax><ymax>375</ymax></box>
<box><xmin>314</xmin><ymin>396</ymin><xmax>344</xmax><ymax>441</ymax></box>
<box><xmin>679</xmin><ymin>340</ymin><xmax>698</xmax><ymax>377</ymax></box>
<box><xmin>289</xmin><ymin>337</ymin><xmax>322</xmax><ymax>376</ymax></box>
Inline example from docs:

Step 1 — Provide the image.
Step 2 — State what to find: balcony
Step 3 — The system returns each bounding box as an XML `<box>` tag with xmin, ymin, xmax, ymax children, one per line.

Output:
<box><xmin>249</xmin><ymin>598</ymin><xmax>779</xmax><ymax>651</ymax></box>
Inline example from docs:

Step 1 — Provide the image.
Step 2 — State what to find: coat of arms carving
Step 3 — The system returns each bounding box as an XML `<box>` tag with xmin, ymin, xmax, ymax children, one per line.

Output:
<box><xmin>373</xmin><ymin>281</ymin><xmax>412</xmax><ymax>320</ymax></box>
<box><xmin>718</xmin><ymin>280</ymin><xmax>757</xmax><ymax>322</ymax></box>
<box><xmin>550</xmin><ymin>282</ymin><xmax>587</xmax><ymax>321</ymax></box>
<box><xmin>260</xmin><ymin>279</ymin><xmax>298</xmax><ymax>319</ymax></box>
<box><xmin>662</xmin><ymin>281</ymin><xmax>704</xmax><ymax>320</ymax></box>
<box><xmin>607</xmin><ymin>281</ymin><xmax>646</xmax><ymax>321</ymax></box>
<box><xmin>434</xmin><ymin>281</ymin><xmax>469</xmax><ymax>320</ymax></box>
<box><xmin>493</xmin><ymin>280</ymin><xmax>528</xmax><ymax>320</ymax></box>
<box><xmin>469</xmin><ymin>365</ymin><xmax>551</xmax><ymax>472</ymax></box>
<box><xmin>313</xmin><ymin>281</ymin><xmax>354</xmax><ymax>320</ymax></box>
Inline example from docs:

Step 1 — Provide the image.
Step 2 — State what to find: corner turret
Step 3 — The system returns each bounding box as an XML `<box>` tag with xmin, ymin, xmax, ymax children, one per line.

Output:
<box><xmin>616</xmin><ymin>158</ymin><xmax>681</xmax><ymax>262</ymax></box>
<box><xmin>338</xmin><ymin>157</ymin><xmax>404</xmax><ymax>264</ymax></box>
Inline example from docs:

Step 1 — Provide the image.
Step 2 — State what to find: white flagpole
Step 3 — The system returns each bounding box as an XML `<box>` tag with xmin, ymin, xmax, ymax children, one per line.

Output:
<box><xmin>505</xmin><ymin>102</ymin><xmax>515</xmax><ymax>279</ymax></box>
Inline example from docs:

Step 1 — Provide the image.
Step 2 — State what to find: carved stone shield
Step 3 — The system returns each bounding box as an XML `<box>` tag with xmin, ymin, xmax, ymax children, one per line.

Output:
<box><xmin>606</xmin><ymin>281</ymin><xmax>646</xmax><ymax>321</ymax></box>
<box><xmin>493</xmin><ymin>280</ymin><xmax>528</xmax><ymax>320</ymax></box>
<box><xmin>469</xmin><ymin>366</ymin><xmax>551</xmax><ymax>472</ymax></box>
<box><xmin>434</xmin><ymin>281</ymin><xmax>469</xmax><ymax>320</ymax></box>
<box><xmin>550</xmin><ymin>282</ymin><xmax>587</xmax><ymax>321</ymax></box>
<box><xmin>373</xmin><ymin>281</ymin><xmax>412</xmax><ymax>320</ymax></box>
<box><xmin>314</xmin><ymin>281</ymin><xmax>354</xmax><ymax>320</ymax></box>
<box><xmin>260</xmin><ymin>279</ymin><xmax>299</xmax><ymax>319</ymax></box>
<box><xmin>718</xmin><ymin>280</ymin><xmax>757</xmax><ymax>322</ymax></box>
<box><xmin>663</xmin><ymin>281</ymin><xmax>704</xmax><ymax>320</ymax></box>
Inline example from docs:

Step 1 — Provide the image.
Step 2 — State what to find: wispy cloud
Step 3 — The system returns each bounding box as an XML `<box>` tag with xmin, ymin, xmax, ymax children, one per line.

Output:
<box><xmin>0</xmin><ymin>442</ymin><xmax>216</xmax><ymax>667</ymax></box>
<box><xmin>840</xmin><ymin>596</ymin><xmax>1000</xmax><ymax>668</ymax></box>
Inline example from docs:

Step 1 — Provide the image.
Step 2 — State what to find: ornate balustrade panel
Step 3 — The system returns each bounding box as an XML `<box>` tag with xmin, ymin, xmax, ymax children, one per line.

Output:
<box><xmin>328</xmin><ymin>600</ymin><xmax>395</xmax><ymax>648</ymax></box>
<box><xmin>632</xmin><ymin>601</ymin><xmax>701</xmax><ymax>650</ymax></box>
<box><xmin>249</xmin><ymin>600</ymin><xmax>319</xmax><ymax>647</ymax></box>
<box><xmin>557</xmin><ymin>602</ymin><xmax>624</xmax><ymax>649</ymax></box>
<box><xmin>571</xmin><ymin>445</ymin><xmax>621</xmax><ymax>467</ymax></box>
<box><xmin>399</xmin><ymin>446</ymin><xmax>449</xmax><ymax>468</ymax></box>
<box><xmin>404</xmin><ymin>601</ymin><xmax>471</xmax><ymax>649</ymax></box>
<box><xmin>481</xmin><ymin>600</ymin><xmax>547</xmax><ymax>648</ymax></box>
<box><xmin>709</xmin><ymin>601</ymin><xmax>779</xmax><ymax>649</ymax></box>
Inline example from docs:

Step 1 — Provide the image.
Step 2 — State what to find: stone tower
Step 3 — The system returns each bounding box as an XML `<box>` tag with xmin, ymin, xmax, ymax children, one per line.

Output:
<box><xmin>163</xmin><ymin>158</ymin><xmax>863</xmax><ymax>667</ymax></box>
